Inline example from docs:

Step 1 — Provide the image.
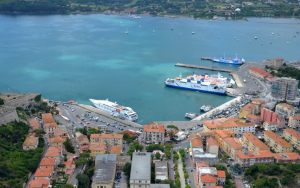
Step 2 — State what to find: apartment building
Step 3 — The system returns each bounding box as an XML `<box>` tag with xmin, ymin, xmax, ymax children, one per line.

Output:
<box><xmin>34</xmin><ymin>169</ymin><xmax>52</xmax><ymax>180</ymax></box>
<box><xmin>249</xmin><ymin>67</ymin><xmax>270</xmax><ymax>80</ymax></box>
<box><xmin>23</xmin><ymin>137</ymin><xmax>39</xmax><ymax>151</ymax></box>
<box><xmin>271</xmin><ymin>58</ymin><xmax>284</xmax><ymax>68</ymax></box>
<box><xmin>241</xmin><ymin>133</ymin><xmax>270</xmax><ymax>151</ymax></box>
<box><xmin>283</xmin><ymin>128</ymin><xmax>300</xmax><ymax>151</ymax></box>
<box><xmin>53</xmin><ymin>129</ymin><xmax>69</xmax><ymax>141</ymax></box>
<box><xmin>44</xmin><ymin>122</ymin><xmax>58</xmax><ymax>135</ymax></box>
<box><xmin>272</xmin><ymin>78</ymin><xmax>299</xmax><ymax>101</ymax></box>
<box><xmin>76</xmin><ymin>133</ymin><xmax>89</xmax><ymax>152</ymax></box>
<box><xmin>41</xmin><ymin>113</ymin><xmax>55</xmax><ymax>124</ymax></box>
<box><xmin>239</xmin><ymin>104</ymin><xmax>256</xmax><ymax>119</ymax></box>
<box><xmin>288</xmin><ymin>116</ymin><xmax>300</xmax><ymax>128</ymax></box>
<box><xmin>29</xmin><ymin>119</ymin><xmax>40</xmax><ymax>130</ymax></box>
<box><xmin>89</xmin><ymin>143</ymin><xmax>107</xmax><ymax>159</ymax></box>
<box><xmin>274</xmin><ymin>153</ymin><xmax>300</xmax><ymax>164</ymax></box>
<box><xmin>206</xmin><ymin>137</ymin><xmax>219</xmax><ymax>156</ymax></box>
<box><xmin>130</xmin><ymin>152</ymin><xmax>151</xmax><ymax>188</ymax></box>
<box><xmin>40</xmin><ymin>158</ymin><xmax>56</xmax><ymax>172</ymax></box>
<box><xmin>191</xmin><ymin>138</ymin><xmax>203</xmax><ymax>149</ymax></box>
<box><xmin>236</xmin><ymin>150</ymin><xmax>275</xmax><ymax>168</ymax></box>
<box><xmin>214</xmin><ymin>130</ymin><xmax>234</xmax><ymax>149</ymax></box>
<box><xmin>192</xmin><ymin>148</ymin><xmax>218</xmax><ymax>166</ymax></box>
<box><xmin>275</xmin><ymin>103</ymin><xmax>296</xmax><ymax>119</ymax></box>
<box><xmin>263</xmin><ymin>121</ymin><xmax>278</xmax><ymax>131</ymax></box>
<box><xmin>246</xmin><ymin>114</ymin><xmax>260</xmax><ymax>124</ymax></box>
<box><xmin>251</xmin><ymin>99</ymin><xmax>266</xmax><ymax>114</ymax></box>
<box><xmin>198</xmin><ymin>167</ymin><xmax>226</xmax><ymax>188</ymax></box>
<box><xmin>261</xmin><ymin>108</ymin><xmax>285</xmax><ymax>128</ymax></box>
<box><xmin>45</xmin><ymin>147</ymin><xmax>62</xmax><ymax>166</ymax></box>
<box><xmin>90</xmin><ymin>134</ymin><xmax>123</xmax><ymax>147</ymax></box>
<box><xmin>223</xmin><ymin>138</ymin><xmax>243</xmax><ymax>160</ymax></box>
<box><xmin>143</xmin><ymin>124</ymin><xmax>165</xmax><ymax>144</ymax></box>
<box><xmin>264</xmin><ymin>131</ymin><xmax>293</xmax><ymax>153</ymax></box>
<box><xmin>28</xmin><ymin>178</ymin><xmax>50</xmax><ymax>188</ymax></box>
<box><xmin>49</xmin><ymin>136</ymin><xmax>63</xmax><ymax>149</ymax></box>
<box><xmin>116</xmin><ymin>156</ymin><xmax>131</xmax><ymax>170</ymax></box>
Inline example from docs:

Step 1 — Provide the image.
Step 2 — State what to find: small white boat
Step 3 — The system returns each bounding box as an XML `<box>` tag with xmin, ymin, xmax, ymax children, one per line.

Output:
<box><xmin>126</xmin><ymin>28</ymin><xmax>128</xmax><ymax>34</ymax></box>
<box><xmin>200</xmin><ymin>105</ymin><xmax>206</xmax><ymax>111</ymax></box>
<box><xmin>153</xmin><ymin>30</ymin><xmax>155</xmax><ymax>32</ymax></box>
<box><xmin>255</xmin><ymin>36</ymin><xmax>257</xmax><ymax>39</ymax></box>
<box><xmin>192</xmin><ymin>32</ymin><xmax>195</xmax><ymax>34</ymax></box>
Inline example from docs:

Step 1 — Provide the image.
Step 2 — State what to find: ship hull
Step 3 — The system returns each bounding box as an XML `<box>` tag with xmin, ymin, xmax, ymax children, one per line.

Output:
<box><xmin>165</xmin><ymin>82</ymin><xmax>227</xmax><ymax>95</ymax></box>
<box><xmin>212</xmin><ymin>59</ymin><xmax>243</xmax><ymax>65</ymax></box>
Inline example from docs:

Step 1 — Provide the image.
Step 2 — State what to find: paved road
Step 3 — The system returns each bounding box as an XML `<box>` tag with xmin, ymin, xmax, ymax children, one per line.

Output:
<box><xmin>70</xmin><ymin>165</ymin><xmax>83</xmax><ymax>186</ymax></box>
<box><xmin>235</xmin><ymin>178</ymin><xmax>245</xmax><ymax>188</ymax></box>
<box><xmin>118</xmin><ymin>171</ymin><xmax>127</xmax><ymax>188</ymax></box>
<box><xmin>177</xmin><ymin>152</ymin><xmax>186</xmax><ymax>188</ymax></box>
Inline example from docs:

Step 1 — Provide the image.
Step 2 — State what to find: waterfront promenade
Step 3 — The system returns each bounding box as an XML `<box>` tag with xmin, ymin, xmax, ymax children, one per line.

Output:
<box><xmin>175</xmin><ymin>63</ymin><xmax>233</xmax><ymax>73</ymax></box>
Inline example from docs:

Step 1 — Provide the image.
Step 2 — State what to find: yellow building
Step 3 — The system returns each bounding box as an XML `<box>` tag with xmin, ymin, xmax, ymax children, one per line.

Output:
<box><xmin>283</xmin><ymin>128</ymin><xmax>300</xmax><ymax>151</ymax></box>
<box><xmin>90</xmin><ymin>134</ymin><xmax>123</xmax><ymax>147</ymax></box>
<box><xmin>89</xmin><ymin>143</ymin><xmax>107</xmax><ymax>159</ymax></box>
<box><xmin>241</xmin><ymin>133</ymin><xmax>270</xmax><ymax>151</ymax></box>
<box><xmin>223</xmin><ymin>138</ymin><xmax>243</xmax><ymax>160</ymax></box>
<box><xmin>264</xmin><ymin>131</ymin><xmax>293</xmax><ymax>153</ymax></box>
<box><xmin>23</xmin><ymin>137</ymin><xmax>39</xmax><ymax>151</ymax></box>
<box><xmin>214</xmin><ymin>130</ymin><xmax>234</xmax><ymax>149</ymax></box>
<box><xmin>239</xmin><ymin>104</ymin><xmax>256</xmax><ymax>119</ymax></box>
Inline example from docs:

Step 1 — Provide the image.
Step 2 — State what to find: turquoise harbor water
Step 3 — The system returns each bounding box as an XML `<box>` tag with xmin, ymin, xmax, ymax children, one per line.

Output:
<box><xmin>0</xmin><ymin>15</ymin><xmax>299</xmax><ymax>124</ymax></box>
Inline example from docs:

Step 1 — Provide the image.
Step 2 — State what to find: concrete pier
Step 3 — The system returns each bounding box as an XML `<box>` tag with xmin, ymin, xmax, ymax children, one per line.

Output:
<box><xmin>191</xmin><ymin>96</ymin><xmax>243</xmax><ymax>121</ymax></box>
<box><xmin>175</xmin><ymin>63</ymin><xmax>233</xmax><ymax>73</ymax></box>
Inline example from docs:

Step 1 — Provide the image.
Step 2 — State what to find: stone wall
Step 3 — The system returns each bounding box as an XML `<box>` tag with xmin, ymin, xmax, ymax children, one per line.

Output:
<box><xmin>0</xmin><ymin>106</ymin><xmax>19</xmax><ymax>126</ymax></box>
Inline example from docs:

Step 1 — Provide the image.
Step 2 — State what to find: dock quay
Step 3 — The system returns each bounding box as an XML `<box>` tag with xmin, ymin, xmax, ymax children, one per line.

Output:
<box><xmin>201</xmin><ymin>57</ymin><xmax>213</xmax><ymax>60</ymax></box>
<box><xmin>192</xmin><ymin>96</ymin><xmax>243</xmax><ymax>121</ymax></box>
<box><xmin>175</xmin><ymin>63</ymin><xmax>233</xmax><ymax>73</ymax></box>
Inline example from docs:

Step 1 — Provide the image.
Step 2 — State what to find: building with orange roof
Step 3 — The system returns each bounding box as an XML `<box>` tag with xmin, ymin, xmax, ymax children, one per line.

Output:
<box><xmin>190</xmin><ymin>134</ymin><xmax>201</xmax><ymax>140</ymax></box>
<box><xmin>45</xmin><ymin>147</ymin><xmax>62</xmax><ymax>165</ymax></box>
<box><xmin>246</xmin><ymin>114</ymin><xmax>260</xmax><ymax>125</ymax></box>
<box><xmin>203</xmin><ymin>121</ymin><xmax>217</xmax><ymax>131</ymax></box>
<box><xmin>49</xmin><ymin>136</ymin><xmax>63</xmax><ymax>149</ymax></box>
<box><xmin>143</xmin><ymin>124</ymin><xmax>165</xmax><ymax>144</ymax></box>
<box><xmin>206</xmin><ymin>137</ymin><xmax>219</xmax><ymax>156</ymax></box>
<box><xmin>29</xmin><ymin>119</ymin><xmax>40</xmax><ymax>130</ymax></box>
<box><xmin>271</xmin><ymin>58</ymin><xmax>284</xmax><ymax>68</ymax></box>
<box><xmin>110</xmin><ymin>146</ymin><xmax>122</xmax><ymax>155</ymax></box>
<box><xmin>241</xmin><ymin>133</ymin><xmax>270</xmax><ymax>151</ymax></box>
<box><xmin>40</xmin><ymin>158</ymin><xmax>56</xmax><ymax>171</ymax></box>
<box><xmin>206</xmin><ymin>186</ymin><xmax>223</xmax><ymax>188</ymax></box>
<box><xmin>239</xmin><ymin>104</ymin><xmax>256</xmax><ymax>119</ymax></box>
<box><xmin>223</xmin><ymin>138</ymin><xmax>243</xmax><ymax>161</ymax></box>
<box><xmin>23</xmin><ymin>137</ymin><xmax>39</xmax><ymax>151</ymax></box>
<box><xmin>236</xmin><ymin>150</ymin><xmax>275</xmax><ymax>168</ymax></box>
<box><xmin>198</xmin><ymin>167</ymin><xmax>226</xmax><ymax>186</ymax></box>
<box><xmin>283</xmin><ymin>128</ymin><xmax>300</xmax><ymax>151</ymax></box>
<box><xmin>53</xmin><ymin>129</ymin><xmax>69</xmax><ymax>141</ymax></box>
<box><xmin>34</xmin><ymin>168</ymin><xmax>52</xmax><ymax>180</ymax></box>
<box><xmin>274</xmin><ymin>153</ymin><xmax>300</xmax><ymax>164</ymax></box>
<box><xmin>200</xmin><ymin>174</ymin><xmax>216</xmax><ymax>188</ymax></box>
<box><xmin>263</xmin><ymin>121</ymin><xmax>278</xmax><ymax>131</ymax></box>
<box><xmin>275</xmin><ymin>103</ymin><xmax>295</xmax><ymax>119</ymax></box>
<box><xmin>89</xmin><ymin>143</ymin><xmax>107</xmax><ymax>158</ymax></box>
<box><xmin>28</xmin><ymin>178</ymin><xmax>50</xmax><ymax>188</ymax></box>
<box><xmin>76</xmin><ymin>133</ymin><xmax>89</xmax><ymax>152</ymax></box>
<box><xmin>44</xmin><ymin>122</ymin><xmax>58</xmax><ymax>135</ymax></box>
<box><xmin>264</xmin><ymin>131</ymin><xmax>293</xmax><ymax>153</ymax></box>
<box><xmin>214</xmin><ymin>130</ymin><xmax>234</xmax><ymax>149</ymax></box>
<box><xmin>288</xmin><ymin>116</ymin><xmax>300</xmax><ymax>128</ymax></box>
<box><xmin>41</xmin><ymin>113</ymin><xmax>55</xmax><ymax>125</ymax></box>
<box><xmin>249</xmin><ymin>67</ymin><xmax>270</xmax><ymax>80</ymax></box>
<box><xmin>191</xmin><ymin>139</ymin><xmax>203</xmax><ymax>148</ymax></box>
<box><xmin>90</xmin><ymin>133</ymin><xmax>123</xmax><ymax>147</ymax></box>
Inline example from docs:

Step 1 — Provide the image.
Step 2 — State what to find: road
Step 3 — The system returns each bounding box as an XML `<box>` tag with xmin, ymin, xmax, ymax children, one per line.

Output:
<box><xmin>70</xmin><ymin>165</ymin><xmax>83</xmax><ymax>186</ymax></box>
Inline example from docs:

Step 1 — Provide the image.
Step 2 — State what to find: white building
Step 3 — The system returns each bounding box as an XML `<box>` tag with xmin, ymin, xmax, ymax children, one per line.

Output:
<box><xmin>263</xmin><ymin>121</ymin><xmax>278</xmax><ymax>131</ymax></box>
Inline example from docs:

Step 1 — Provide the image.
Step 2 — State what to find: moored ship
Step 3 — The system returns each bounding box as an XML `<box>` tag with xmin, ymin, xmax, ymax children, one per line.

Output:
<box><xmin>165</xmin><ymin>73</ymin><xmax>228</xmax><ymax>95</ymax></box>
<box><xmin>89</xmin><ymin>99</ymin><xmax>138</xmax><ymax>121</ymax></box>
<box><xmin>212</xmin><ymin>54</ymin><xmax>245</xmax><ymax>65</ymax></box>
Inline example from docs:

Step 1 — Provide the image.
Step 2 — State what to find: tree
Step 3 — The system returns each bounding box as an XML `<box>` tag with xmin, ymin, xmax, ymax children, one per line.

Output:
<box><xmin>123</xmin><ymin>162</ymin><xmax>131</xmax><ymax>178</ymax></box>
<box><xmin>230</xmin><ymin>163</ymin><xmax>243</xmax><ymax>174</ymax></box>
<box><xmin>0</xmin><ymin>98</ymin><xmax>4</xmax><ymax>105</ymax></box>
<box><xmin>34</xmin><ymin>129</ymin><xmax>46</xmax><ymax>138</ymax></box>
<box><xmin>31</xmin><ymin>108</ymin><xmax>36</xmax><ymax>114</ymax></box>
<box><xmin>155</xmin><ymin>152</ymin><xmax>161</xmax><ymax>159</ymax></box>
<box><xmin>63</xmin><ymin>138</ymin><xmax>75</xmax><ymax>154</ymax></box>
<box><xmin>173</xmin><ymin>153</ymin><xmax>179</xmax><ymax>161</ymax></box>
<box><xmin>184</xmin><ymin>173</ymin><xmax>189</xmax><ymax>179</ymax></box>
<box><xmin>85</xmin><ymin>168</ymin><xmax>94</xmax><ymax>178</ymax></box>
<box><xmin>34</xmin><ymin>94</ymin><xmax>42</xmax><ymax>102</ymax></box>
<box><xmin>221</xmin><ymin>154</ymin><xmax>228</xmax><ymax>162</ymax></box>
<box><xmin>65</xmin><ymin>184</ymin><xmax>74</xmax><ymax>188</ymax></box>
<box><xmin>26</xmin><ymin>158</ymin><xmax>40</xmax><ymax>172</ymax></box>
<box><xmin>76</xmin><ymin>174</ymin><xmax>89</xmax><ymax>188</ymax></box>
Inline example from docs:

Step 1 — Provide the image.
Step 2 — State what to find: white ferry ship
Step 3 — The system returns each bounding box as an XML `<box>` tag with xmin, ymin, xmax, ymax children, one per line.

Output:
<box><xmin>89</xmin><ymin>99</ymin><xmax>138</xmax><ymax>121</ymax></box>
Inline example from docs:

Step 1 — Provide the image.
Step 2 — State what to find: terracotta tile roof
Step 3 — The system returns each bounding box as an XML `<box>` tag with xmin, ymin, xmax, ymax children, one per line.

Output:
<box><xmin>196</xmin><ymin>161</ymin><xmax>209</xmax><ymax>167</ymax></box>
<box><xmin>50</xmin><ymin>136</ymin><xmax>63</xmax><ymax>144</ymax></box>
<box><xmin>264</xmin><ymin>121</ymin><xmax>278</xmax><ymax>125</ymax></box>
<box><xmin>90</xmin><ymin>134</ymin><xmax>123</xmax><ymax>139</ymax></box>
<box><xmin>274</xmin><ymin>153</ymin><xmax>300</xmax><ymax>160</ymax></box>
<box><xmin>54</xmin><ymin>129</ymin><xmax>67</xmax><ymax>136</ymax></box>
<box><xmin>23</xmin><ymin>137</ymin><xmax>39</xmax><ymax>146</ymax></box>
<box><xmin>199</xmin><ymin>131</ymin><xmax>215</xmax><ymax>137</ymax></box>
<box><xmin>29</xmin><ymin>120</ymin><xmax>40</xmax><ymax>130</ymax></box>
<box><xmin>45</xmin><ymin>147</ymin><xmax>60</xmax><ymax>157</ymax></box>
<box><xmin>252</xmin><ymin>99</ymin><xmax>265</xmax><ymax>104</ymax></box>
<box><xmin>277</xmin><ymin>103</ymin><xmax>294</xmax><ymax>109</ymax></box>
<box><xmin>206</xmin><ymin>137</ymin><xmax>219</xmax><ymax>147</ymax></box>
<box><xmin>89</xmin><ymin>143</ymin><xmax>106</xmax><ymax>151</ymax></box>
<box><xmin>28</xmin><ymin>178</ymin><xmax>50</xmax><ymax>188</ymax></box>
<box><xmin>236</xmin><ymin>150</ymin><xmax>274</xmax><ymax>159</ymax></box>
<box><xmin>123</xmin><ymin>130</ymin><xmax>136</xmax><ymax>136</ymax></box>
<box><xmin>41</xmin><ymin>113</ymin><xmax>53</xmax><ymax>119</ymax></box>
<box><xmin>43</xmin><ymin>118</ymin><xmax>55</xmax><ymax>124</ymax></box>
<box><xmin>143</xmin><ymin>124</ymin><xmax>165</xmax><ymax>133</ymax></box>
<box><xmin>241</xmin><ymin>104</ymin><xmax>256</xmax><ymax>111</ymax></box>
<box><xmin>284</xmin><ymin>128</ymin><xmax>300</xmax><ymax>140</ymax></box>
<box><xmin>34</xmin><ymin>168</ymin><xmax>52</xmax><ymax>177</ymax></box>
<box><xmin>203</xmin><ymin>121</ymin><xmax>217</xmax><ymax>129</ymax></box>
<box><xmin>65</xmin><ymin>169</ymin><xmax>73</xmax><ymax>175</ymax></box>
<box><xmin>201</xmin><ymin>174</ymin><xmax>216</xmax><ymax>183</ymax></box>
<box><xmin>243</xmin><ymin>133</ymin><xmax>269</xmax><ymax>150</ymax></box>
<box><xmin>217</xmin><ymin>170</ymin><xmax>226</xmax><ymax>178</ymax></box>
<box><xmin>77</xmin><ymin>135</ymin><xmax>89</xmax><ymax>143</ymax></box>
<box><xmin>40</xmin><ymin>158</ymin><xmax>56</xmax><ymax>166</ymax></box>
<box><xmin>264</xmin><ymin>131</ymin><xmax>292</xmax><ymax>148</ymax></box>
<box><xmin>110</xmin><ymin>146</ymin><xmax>122</xmax><ymax>154</ymax></box>
<box><xmin>274</xmin><ymin>58</ymin><xmax>283</xmax><ymax>61</ymax></box>
<box><xmin>190</xmin><ymin>134</ymin><xmax>200</xmax><ymax>139</ymax></box>
<box><xmin>215</xmin><ymin>130</ymin><xmax>233</xmax><ymax>139</ymax></box>
<box><xmin>191</xmin><ymin>139</ymin><xmax>203</xmax><ymax>148</ymax></box>
<box><xmin>290</xmin><ymin>116</ymin><xmax>300</xmax><ymax>120</ymax></box>
<box><xmin>236</xmin><ymin>122</ymin><xmax>256</xmax><ymax>127</ymax></box>
<box><xmin>224</xmin><ymin>138</ymin><xmax>243</xmax><ymax>150</ymax></box>
<box><xmin>246</xmin><ymin>114</ymin><xmax>259</xmax><ymax>120</ymax></box>
<box><xmin>45</xmin><ymin>122</ymin><xmax>57</xmax><ymax>128</ymax></box>
<box><xmin>64</xmin><ymin>161</ymin><xmax>72</xmax><ymax>167</ymax></box>
<box><xmin>249</xmin><ymin>67</ymin><xmax>270</xmax><ymax>76</ymax></box>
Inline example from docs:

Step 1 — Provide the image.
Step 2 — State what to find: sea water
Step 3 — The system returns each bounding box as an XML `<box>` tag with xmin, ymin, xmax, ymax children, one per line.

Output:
<box><xmin>0</xmin><ymin>14</ymin><xmax>299</xmax><ymax>124</ymax></box>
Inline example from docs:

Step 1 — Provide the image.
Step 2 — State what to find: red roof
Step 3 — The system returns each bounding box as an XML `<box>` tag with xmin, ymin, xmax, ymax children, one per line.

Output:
<box><xmin>201</xmin><ymin>174</ymin><xmax>216</xmax><ymax>183</ymax></box>
<box><xmin>29</xmin><ymin>120</ymin><xmax>40</xmax><ymax>130</ymax></box>
<box><xmin>274</xmin><ymin>153</ymin><xmax>300</xmax><ymax>161</ymax></box>
<box><xmin>40</xmin><ymin>158</ymin><xmax>56</xmax><ymax>166</ymax></box>
<box><xmin>28</xmin><ymin>178</ymin><xmax>50</xmax><ymax>188</ymax></box>
<box><xmin>34</xmin><ymin>169</ymin><xmax>52</xmax><ymax>177</ymax></box>
<box><xmin>217</xmin><ymin>170</ymin><xmax>226</xmax><ymax>178</ymax></box>
<box><xmin>143</xmin><ymin>124</ymin><xmax>165</xmax><ymax>133</ymax></box>
<box><xmin>249</xmin><ymin>67</ymin><xmax>270</xmax><ymax>76</ymax></box>
<box><xmin>123</xmin><ymin>130</ymin><xmax>136</xmax><ymax>136</ymax></box>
